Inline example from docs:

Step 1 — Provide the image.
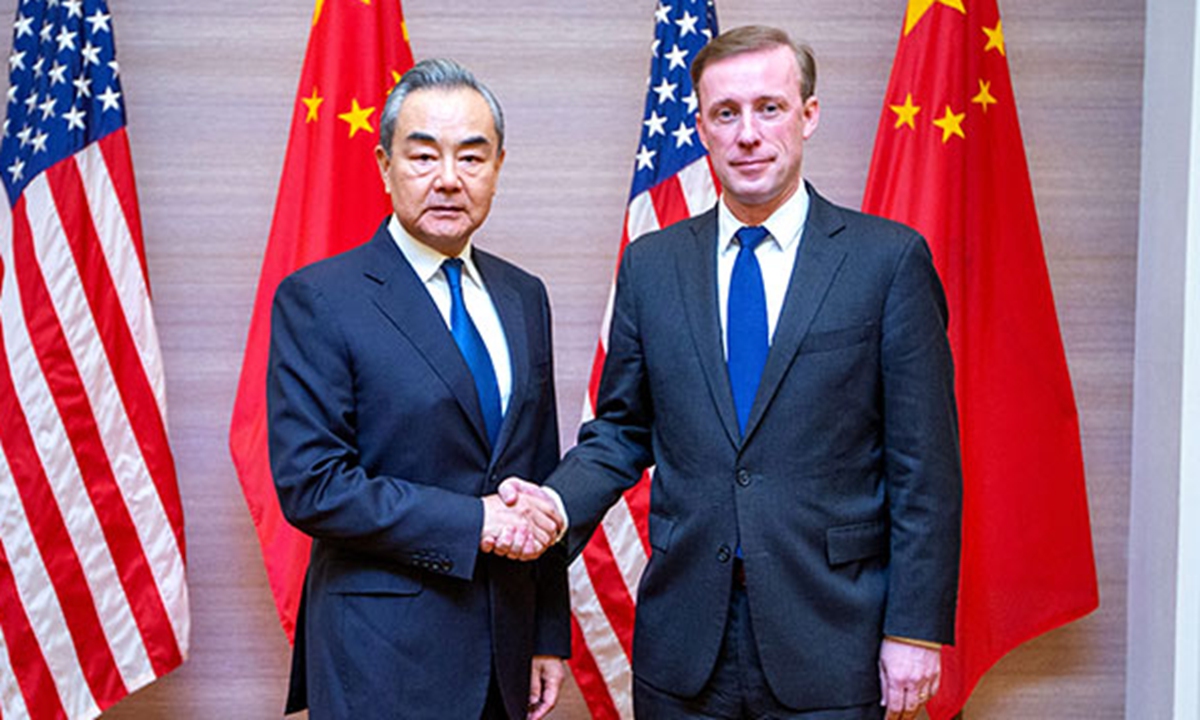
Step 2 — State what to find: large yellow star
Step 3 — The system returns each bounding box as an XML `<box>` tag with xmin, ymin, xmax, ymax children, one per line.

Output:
<box><xmin>315</xmin><ymin>0</ymin><xmax>372</xmax><ymax>26</ymax></box>
<box><xmin>905</xmin><ymin>0</ymin><xmax>966</xmax><ymax>36</ymax></box>
<box><xmin>932</xmin><ymin>105</ymin><xmax>966</xmax><ymax>142</ymax></box>
<box><xmin>302</xmin><ymin>87</ymin><xmax>324</xmax><ymax>123</ymax></box>
<box><xmin>890</xmin><ymin>93</ymin><xmax>921</xmax><ymax>130</ymax></box>
<box><xmin>338</xmin><ymin>98</ymin><xmax>376</xmax><ymax>138</ymax></box>
<box><xmin>971</xmin><ymin>79</ymin><xmax>998</xmax><ymax>113</ymax></box>
<box><xmin>983</xmin><ymin>21</ymin><xmax>1006</xmax><ymax>55</ymax></box>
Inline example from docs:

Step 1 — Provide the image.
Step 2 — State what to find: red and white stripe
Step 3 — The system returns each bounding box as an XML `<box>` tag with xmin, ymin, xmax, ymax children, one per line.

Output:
<box><xmin>0</xmin><ymin>130</ymin><xmax>188</xmax><ymax>720</ymax></box>
<box><xmin>568</xmin><ymin>156</ymin><xmax>718</xmax><ymax>719</ymax></box>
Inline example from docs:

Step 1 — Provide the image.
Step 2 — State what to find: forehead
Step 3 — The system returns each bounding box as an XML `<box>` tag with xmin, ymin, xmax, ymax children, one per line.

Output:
<box><xmin>395</xmin><ymin>87</ymin><xmax>497</xmax><ymax>145</ymax></box>
<box><xmin>697</xmin><ymin>45</ymin><xmax>802</xmax><ymax>105</ymax></box>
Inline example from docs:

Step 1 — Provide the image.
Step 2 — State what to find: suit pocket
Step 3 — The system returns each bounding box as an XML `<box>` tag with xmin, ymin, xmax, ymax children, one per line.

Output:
<box><xmin>325</xmin><ymin>565</ymin><xmax>424</xmax><ymax>596</ymax></box>
<box><xmin>799</xmin><ymin>323</ymin><xmax>876</xmax><ymax>354</ymax></box>
<box><xmin>826</xmin><ymin>520</ymin><xmax>888</xmax><ymax>566</ymax></box>
<box><xmin>648</xmin><ymin>513</ymin><xmax>675</xmax><ymax>553</ymax></box>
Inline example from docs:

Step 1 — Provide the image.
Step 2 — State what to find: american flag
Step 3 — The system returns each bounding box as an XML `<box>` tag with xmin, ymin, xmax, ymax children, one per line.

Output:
<box><xmin>0</xmin><ymin>2</ymin><xmax>189</xmax><ymax>718</ymax></box>
<box><xmin>567</xmin><ymin>2</ymin><xmax>718</xmax><ymax>717</ymax></box>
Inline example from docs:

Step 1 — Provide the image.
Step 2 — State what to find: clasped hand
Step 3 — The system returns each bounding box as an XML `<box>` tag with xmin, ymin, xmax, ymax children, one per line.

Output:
<box><xmin>479</xmin><ymin>478</ymin><xmax>563</xmax><ymax>561</ymax></box>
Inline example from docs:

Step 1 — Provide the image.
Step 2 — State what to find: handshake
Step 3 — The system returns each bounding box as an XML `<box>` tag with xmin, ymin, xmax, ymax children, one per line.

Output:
<box><xmin>479</xmin><ymin>478</ymin><xmax>565</xmax><ymax>561</ymax></box>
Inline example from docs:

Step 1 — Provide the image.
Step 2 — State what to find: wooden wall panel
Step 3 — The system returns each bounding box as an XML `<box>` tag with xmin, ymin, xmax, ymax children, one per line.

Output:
<box><xmin>0</xmin><ymin>0</ymin><xmax>1140</xmax><ymax>716</ymax></box>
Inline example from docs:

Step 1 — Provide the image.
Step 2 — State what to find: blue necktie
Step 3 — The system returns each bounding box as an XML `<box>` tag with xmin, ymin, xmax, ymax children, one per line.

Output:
<box><xmin>443</xmin><ymin>258</ymin><xmax>502</xmax><ymax>447</ymax></box>
<box><xmin>727</xmin><ymin>226</ymin><xmax>771</xmax><ymax>436</ymax></box>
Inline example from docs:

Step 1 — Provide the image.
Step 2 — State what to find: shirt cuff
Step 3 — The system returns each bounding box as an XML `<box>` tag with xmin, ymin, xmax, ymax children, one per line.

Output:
<box><xmin>885</xmin><ymin>635</ymin><xmax>943</xmax><ymax>650</ymax></box>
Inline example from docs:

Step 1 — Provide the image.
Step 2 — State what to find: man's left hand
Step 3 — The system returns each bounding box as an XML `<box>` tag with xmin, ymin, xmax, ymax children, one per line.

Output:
<box><xmin>878</xmin><ymin>638</ymin><xmax>941</xmax><ymax>720</ymax></box>
<box><xmin>527</xmin><ymin>655</ymin><xmax>565</xmax><ymax>720</ymax></box>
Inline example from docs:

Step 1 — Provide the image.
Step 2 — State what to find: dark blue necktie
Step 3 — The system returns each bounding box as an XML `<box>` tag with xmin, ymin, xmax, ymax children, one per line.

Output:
<box><xmin>443</xmin><ymin>258</ymin><xmax>502</xmax><ymax>447</ymax></box>
<box><xmin>727</xmin><ymin>226</ymin><xmax>771</xmax><ymax>436</ymax></box>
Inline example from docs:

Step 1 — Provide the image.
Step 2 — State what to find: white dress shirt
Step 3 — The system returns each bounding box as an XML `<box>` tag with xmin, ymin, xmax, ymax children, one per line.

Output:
<box><xmin>716</xmin><ymin>184</ymin><xmax>810</xmax><ymax>355</ymax></box>
<box><xmin>388</xmin><ymin>216</ymin><xmax>512</xmax><ymax>415</ymax></box>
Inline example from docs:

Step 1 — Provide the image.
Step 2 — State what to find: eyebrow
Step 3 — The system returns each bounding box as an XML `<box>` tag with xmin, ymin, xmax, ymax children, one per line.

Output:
<box><xmin>405</xmin><ymin>131</ymin><xmax>493</xmax><ymax>148</ymax></box>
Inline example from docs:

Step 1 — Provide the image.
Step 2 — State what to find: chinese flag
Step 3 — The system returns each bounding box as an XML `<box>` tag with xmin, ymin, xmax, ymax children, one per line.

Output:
<box><xmin>229</xmin><ymin>0</ymin><xmax>414</xmax><ymax>639</ymax></box>
<box><xmin>862</xmin><ymin>1</ymin><xmax>1099</xmax><ymax>716</ymax></box>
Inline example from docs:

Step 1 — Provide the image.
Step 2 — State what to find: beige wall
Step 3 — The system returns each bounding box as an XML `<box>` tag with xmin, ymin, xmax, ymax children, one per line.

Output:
<box><xmin>0</xmin><ymin>0</ymin><xmax>1141</xmax><ymax>717</ymax></box>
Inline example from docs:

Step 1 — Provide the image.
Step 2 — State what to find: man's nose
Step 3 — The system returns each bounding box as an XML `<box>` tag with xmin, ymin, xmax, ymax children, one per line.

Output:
<box><xmin>433</xmin><ymin>157</ymin><xmax>462</xmax><ymax>191</ymax></box>
<box><xmin>736</xmin><ymin>113</ymin><xmax>761</xmax><ymax>146</ymax></box>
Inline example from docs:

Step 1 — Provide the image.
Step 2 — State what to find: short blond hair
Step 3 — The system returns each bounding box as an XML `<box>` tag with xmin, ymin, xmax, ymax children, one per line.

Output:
<box><xmin>690</xmin><ymin>25</ymin><xmax>817</xmax><ymax>101</ymax></box>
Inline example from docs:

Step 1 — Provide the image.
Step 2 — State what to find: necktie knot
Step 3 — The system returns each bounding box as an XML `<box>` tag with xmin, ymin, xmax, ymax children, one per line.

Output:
<box><xmin>443</xmin><ymin>257</ymin><xmax>465</xmax><ymax>291</ymax></box>
<box><xmin>735</xmin><ymin>226</ymin><xmax>770</xmax><ymax>253</ymax></box>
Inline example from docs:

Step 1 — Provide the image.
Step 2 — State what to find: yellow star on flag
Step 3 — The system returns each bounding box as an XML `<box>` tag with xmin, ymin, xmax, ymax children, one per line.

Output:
<box><xmin>890</xmin><ymin>93</ymin><xmax>921</xmax><ymax>130</ymax></box>
<box><xmin>302</xmin><ymin>87</ymin><xmax>324</xmax><ymax>123</ymax></box>
<box><xmin>904</xmin><ymin>0</ymin><xmax>966</xmax><ymax>36</ymax></box>
<box><xmin>972</xmin><ymin>80</ymin><xmax>998</xmax><ymax>112</ymax></box>
<box><xmin>983</xmin><ymin>21</ymin><xmax>1006</xmax><ymax>55</ymax></box>
<box><xmin>338</xmin><ymin>98</ymin><xmax>376</xmax><ymax>138</ymax></box>
<box><xmin>932</xmin><ymin>105</ymin><xmax>966</xmax><ymax>142</ymax></box>
<box><xmin>312</xmin><ymin>0</ymin><xmax>324</xmax><ymax>26</ymax></box>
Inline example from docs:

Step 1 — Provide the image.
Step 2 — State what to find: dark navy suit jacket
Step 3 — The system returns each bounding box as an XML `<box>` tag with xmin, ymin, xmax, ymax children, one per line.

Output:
<box><xmin>268</xmin><ymin>221</ymin><xmax>569</xmax><ymax>719</ymax></box>
<box><xmin>548</xmin><ymin>186</ymin><xmax>962</xmax><ymax>711</ymax></box>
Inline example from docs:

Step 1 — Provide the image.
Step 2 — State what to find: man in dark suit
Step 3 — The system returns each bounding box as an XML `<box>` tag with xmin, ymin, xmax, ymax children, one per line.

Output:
<box><xmin>267</xmin><ymin>58</ymin><xmax>569</xmax><ymax>719</ymax></box>
<box><xmin>500</xmin><ymin>25</ymin><xmax>962</xmax><ymax>720</ymax></box>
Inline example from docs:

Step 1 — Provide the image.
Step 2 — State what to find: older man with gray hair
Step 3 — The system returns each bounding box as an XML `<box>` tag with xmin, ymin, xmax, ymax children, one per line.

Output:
<box><xmin>268</xmin><ymin>58</ymin><xmax>569</xmax><ymax>719</ymax></box>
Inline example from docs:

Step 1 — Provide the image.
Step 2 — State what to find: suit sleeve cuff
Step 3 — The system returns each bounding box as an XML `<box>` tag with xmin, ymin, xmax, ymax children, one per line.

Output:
<box><xmin>542</xmin><ymin>487</ymin><xmax>570</xmax><ymax>543</ymax></box>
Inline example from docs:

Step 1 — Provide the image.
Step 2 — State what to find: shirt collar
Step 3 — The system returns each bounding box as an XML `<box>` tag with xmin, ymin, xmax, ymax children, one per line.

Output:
<box><xmin>716</xmin><ymin>182</ymin><xmax>810</xmax><ymax>254</ymax></box>
<box><xmin>388</xmin><ymin>215</ymin><xmax>483</xmax><ymax>288</ymax></box>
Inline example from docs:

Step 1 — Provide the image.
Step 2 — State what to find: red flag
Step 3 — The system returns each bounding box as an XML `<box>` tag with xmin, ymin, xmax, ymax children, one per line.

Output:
<box><xmin>0</xmin><ymin>1</ymin><xmax>189</xmax><ymax>717</ymax></box>
<box><xmin>862</xmin><ymin>1</ymin><xmax>1098</xmax><ymax>715</ymax></box>
<box><xmin>229</xmin><ymin>0</ymin><xmax>414</xmax><ymax>639</ymax></box>
<box><xmin>567</xmin><ymin>3</ymin><xmax>719</xmax><ymax>718</ymax></box>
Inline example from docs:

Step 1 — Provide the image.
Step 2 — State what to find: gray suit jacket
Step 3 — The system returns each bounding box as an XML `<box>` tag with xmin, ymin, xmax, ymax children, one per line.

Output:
<box><xmin>548</xmin><ymin>185</ymin><xmax>962</xmax><ymax>711</ymax></box>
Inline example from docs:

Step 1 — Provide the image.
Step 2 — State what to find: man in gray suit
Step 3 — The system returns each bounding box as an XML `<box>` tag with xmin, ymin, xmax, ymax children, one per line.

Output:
<box><xmin>499</xmin><ymin>25</ymin><xmax>962</xmax><ymax>720</ymax></box>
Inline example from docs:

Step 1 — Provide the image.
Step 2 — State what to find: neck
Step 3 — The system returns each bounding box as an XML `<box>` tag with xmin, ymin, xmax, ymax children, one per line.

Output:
<box><xmin>724</xmin><ymin>180</ymin><xmax>802</xmax><ymax>226</ymax></box>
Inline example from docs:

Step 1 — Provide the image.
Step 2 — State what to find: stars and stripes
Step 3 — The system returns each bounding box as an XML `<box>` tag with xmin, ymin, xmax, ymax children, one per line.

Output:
<box><xmin>0</xmin><ymin>2</ymin><xmax>189</xmax><ymax>718</ymax></box>
<box><xmin>567</xmin><ymin>2</ymin><xmax>719</xmax><ymax>718</ymax></box>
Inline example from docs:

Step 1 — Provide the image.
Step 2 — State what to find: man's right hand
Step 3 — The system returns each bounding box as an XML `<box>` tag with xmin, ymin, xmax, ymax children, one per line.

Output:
<box><xmin>480</xmin><ymin>479</ymin><xmax>563</xmax><ymax>561</ymax></box>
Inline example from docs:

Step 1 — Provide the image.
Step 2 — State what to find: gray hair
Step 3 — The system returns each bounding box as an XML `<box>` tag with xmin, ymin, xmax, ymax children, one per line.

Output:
<box><xmin>378</xmin><ymin>58</ymin><xmax>506</xmax><ymax>156</ymax></box>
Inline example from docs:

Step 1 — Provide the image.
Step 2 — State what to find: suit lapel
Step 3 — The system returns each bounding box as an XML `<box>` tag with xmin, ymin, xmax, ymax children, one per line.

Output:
<box><xmin>475</xmin><ymin>250</ymin><xmax>527</xmax><ymax>461</ymax></box>
<box><xmin>363</xmin><ymin>227</ymin><xmax>492</xmax><ymax>450</ymax></box>
<box><xmin>742</xmin><ymin>186</ymin><xmax>849</xmax><ymax>442</ymax></box>
<box><xmin>675</xmin><ymin>209</ymin><xmax>743</xmax><ymax>448</ymax></box>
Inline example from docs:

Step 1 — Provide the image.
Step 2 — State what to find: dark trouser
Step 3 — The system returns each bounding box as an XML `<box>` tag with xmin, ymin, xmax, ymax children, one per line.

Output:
<box><xmin>480</xmin><ymin>669</ymin><xmax>510</xmax><ymax>720</ymax></box>
<box><xmin>633</xmin><ymin>567</ymin><xmax>884</xmax><ymax>720</ymax></box>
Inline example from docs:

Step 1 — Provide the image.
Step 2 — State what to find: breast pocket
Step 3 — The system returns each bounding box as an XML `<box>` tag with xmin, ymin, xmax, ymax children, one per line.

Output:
<box><xmin>799</xmin><ymin>323</ymin><xmax>877</xmax><ymax>355</ymax></box>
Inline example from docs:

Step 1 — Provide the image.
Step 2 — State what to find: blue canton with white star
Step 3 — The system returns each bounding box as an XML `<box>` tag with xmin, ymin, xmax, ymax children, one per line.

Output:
<box><xmin>1</xmin><ymin>0</ymin><xmax>124</xmax><ymax>206</ymax></box>
<box><xmin>629</xmin><ymin>0</ymin><xmax>718</xmax><ymax>201</ymax></box>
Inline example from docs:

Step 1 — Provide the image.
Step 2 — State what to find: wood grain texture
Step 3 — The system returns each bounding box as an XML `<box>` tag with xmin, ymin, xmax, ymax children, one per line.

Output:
<box><xmin>0</xmin><ymin>0</ymin><xmax>1139</xmax><ymax>716</ymax></box>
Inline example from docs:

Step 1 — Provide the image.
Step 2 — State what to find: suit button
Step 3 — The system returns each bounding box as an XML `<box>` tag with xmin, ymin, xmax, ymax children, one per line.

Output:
<box><xmin>736</xmin><ymin>469</ymin><xmax>751</xmax><ymax>487</ymax></box>
<box><xmin>442</xmin><ymin>560</ymin><xmax>453</xmax><ymax>572</ymax></box>
<box><xmin>717</xmin><ymin>545</ymin><xmax>732</xmax><ymax>563</ymax></box>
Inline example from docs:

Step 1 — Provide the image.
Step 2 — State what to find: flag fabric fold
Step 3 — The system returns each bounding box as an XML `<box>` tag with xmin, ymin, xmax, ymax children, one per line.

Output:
<box><xmin>862</xmin><ymin>1</ymin><xmax>1099</xmax><ymax>716</ymax></box>
<box><xmin>0</xmin><ymin>1</ymin><xmax>189</xmax><ymax>717</ymax></box>
<box><xmin>229</xmin><ymin>0</ymin><xmax>414</xmax><ymax>639</ymax></box>
<box><xmin>567</xmin><ymin>2</ymin><xmax>719</xmax><ymax>717</ymax></box>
